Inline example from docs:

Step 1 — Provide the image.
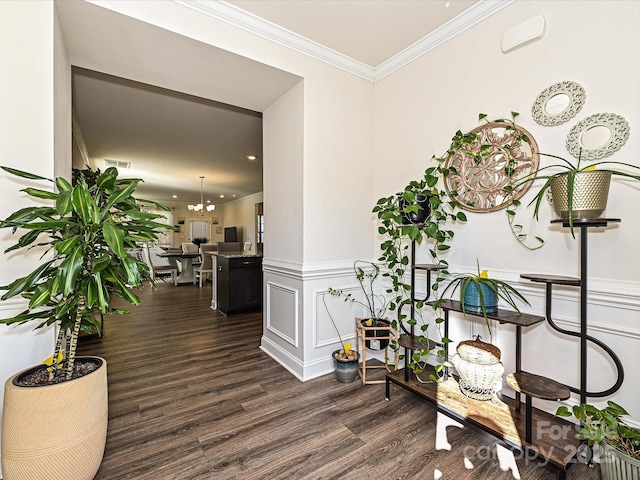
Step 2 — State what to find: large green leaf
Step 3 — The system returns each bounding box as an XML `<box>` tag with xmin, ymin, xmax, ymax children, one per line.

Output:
<box><xmin>91</xmin><ymin>254</ymin><xmax>112</xmax><ymax>273</ymax></box>
<box><xmin>1</xmin><ymin>206</ymin><xmax>47</xmax><ymax>225</ymax></box>
<box><xmin>86</xmin><ymin>279</ymin><xmax>98</xmax><ymax>309</ymax></box>
<box><xmin>1</xmin><ymin>166</ymin><xmax>52</xmax><ymax>181</ymax></box>
<box><xmin>58</xmin><ymin>247</ymin><xmax>84</xmax><ymax>295</ymax></box>
<box><xmin>15</xmin><ymin>220</ymin><xmax>69</xmax><ymax>231</ymax></box>
<box><xmin>16</xmin><ymin>230</ymin><xmax>41</xmax><ymax>249</ymax></box>
<box><xmin>96</xmin><ymin>167</ymin><xmax>118</xmax><ymax>188</ymax></box>
<box><xmin>22</xmin><ymin>187</ymin><xmax>58</xmax><ymax>200</ymax></box>
<box><xmin>55</xmin><ymin>177</ymin><xmax>72</xmax><ymax>192</ymax></box>
<box><xmin>71</xmin><ymin>182</ymin><xmax>92</xmax><ymax>224</ymax></box>
<box><xmin>0</xmin><ymin>260</ymin><xmax>54</xmax><ymax>300</ymax></box>
<box><xmin>56</xmin><ymin>189</ymin><xmax>72</xmax><ymax>215</ymax></box>
<box><xmin>102</xmin><ymin>180</ymin><xmax>140</xmax><ymax>214</ymax></box>
<box><xmin>54</xmin><ymin>235</ymin><xmax>81</xmax><ymax>255</ymax></box>
<box><xmin>103</xmin><ymin>221</ymin><xmax>126</xmax><ymax>259</ymax></box>
<box><xmin>121</xmin><ymin>255</ymin><xmax>141</xmax><ymax>285</ymax></box>
<box><xmin>28</xmin><ymin>282</ymin><xmax>55</xmax><ymax>309</ymax></box>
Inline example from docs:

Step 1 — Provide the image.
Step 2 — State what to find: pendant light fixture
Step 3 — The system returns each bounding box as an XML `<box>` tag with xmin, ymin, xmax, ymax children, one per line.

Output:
<box><xmin>187</xmin><ymin>176</ymin><xmax>215</xmax><ymax>215</ymax></box>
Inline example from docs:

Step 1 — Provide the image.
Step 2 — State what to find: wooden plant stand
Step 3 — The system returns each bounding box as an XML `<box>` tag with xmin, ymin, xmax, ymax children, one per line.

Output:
<box><xmin>355</xmin><ymin>318</ymin><xmax>398</xmax><ymax>385</ymax></box>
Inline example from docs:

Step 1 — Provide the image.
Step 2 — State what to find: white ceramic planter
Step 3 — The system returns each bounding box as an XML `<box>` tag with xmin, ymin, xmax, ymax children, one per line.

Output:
<box><xmin>600</xmin><ymin>441</ymin><xmax>640</xmax><ymax>480</ymax></box>
<box><xmin>1</xmin><ymin>356</ymin><xmax>108</xmax><ymax>480</ymax></box>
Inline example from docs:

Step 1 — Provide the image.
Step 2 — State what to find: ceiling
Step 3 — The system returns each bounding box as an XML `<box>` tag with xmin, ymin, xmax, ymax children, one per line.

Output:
<box><xmin>69</xmin><ymin>0</ymin><xmax>480</xmax><ymax>208</ymax></box>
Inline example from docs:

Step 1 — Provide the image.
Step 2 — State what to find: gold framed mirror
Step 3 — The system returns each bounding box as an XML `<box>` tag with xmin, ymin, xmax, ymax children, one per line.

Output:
<box><xmin>444</xmin><ymin>122</ymin><xmax>539</xmax><ymax>213</ymax></box>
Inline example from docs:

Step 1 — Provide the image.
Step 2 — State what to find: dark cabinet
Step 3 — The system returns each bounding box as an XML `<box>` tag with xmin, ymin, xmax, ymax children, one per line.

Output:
<box><xmin>216</xmin><ymin>255</ymin><xmax>262</xmax><ymax>315</ymax></box>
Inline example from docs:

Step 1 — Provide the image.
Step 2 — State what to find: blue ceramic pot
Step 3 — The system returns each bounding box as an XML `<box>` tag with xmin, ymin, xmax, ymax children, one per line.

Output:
<box><xmin>462</xmin><ymin>281</ymin><xmax>497</xmax><ymax>314</ymax></box>
<box><xmin>332</xmin><ymin>350</ymin><xmax>360</xmax><ymax>383</ymax></box>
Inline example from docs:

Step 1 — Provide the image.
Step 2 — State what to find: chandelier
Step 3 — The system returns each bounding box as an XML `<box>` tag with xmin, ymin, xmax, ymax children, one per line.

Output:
<box><xmin>187</xmin><ymin>176</ymin><xmax>216</xmax><ymax>215</ymax></box>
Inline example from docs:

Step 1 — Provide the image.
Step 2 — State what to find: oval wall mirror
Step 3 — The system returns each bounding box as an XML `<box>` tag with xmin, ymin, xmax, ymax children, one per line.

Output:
<box><xmin>566</xmin><ymin>113</ymin><xmax>630</xmax><ymax>160</ymax></box>
<box><xmin>444</xmin><ymin>122</ymin><xmax>539</xmax><ymax>213</ymax></box>
<box><xmin>532</xmin><ymin>81</ymin><xmax>586</xmax><ymax>126</ymax></box>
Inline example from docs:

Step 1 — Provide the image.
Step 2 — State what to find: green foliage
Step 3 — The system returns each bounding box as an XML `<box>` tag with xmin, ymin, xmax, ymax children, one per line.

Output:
<box><xmin>328</xmin><ymin>260</ymin><xmax>389</xmax><ymax>325</ymax></box>
<box><xmin>373</xmin><ymin>161</ymin><xmax>466</xmax><ymax>381</ymax></box>
<box><xmin>557</xmin><ymin>401</ymin><xmax>640</xmax><ymax>460</ymax></box>
<box><xmin>508</xmin><ymin>149</ymin><xmax>640</xmax><ymax>239</ymax></box>
<box><xmin>437</xmin><ymin>261</ymin><xmax>530</xmax><ymax>333</ymax></box>
<box><xmin>0</xmin><ymin>166</ymin><xmax>172</xmax><ymax>381</ymax></box>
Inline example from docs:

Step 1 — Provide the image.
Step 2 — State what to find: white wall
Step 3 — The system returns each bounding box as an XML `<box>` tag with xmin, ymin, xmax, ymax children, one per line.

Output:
<box><xmin>0</xmin><ymin>0</ymin><xmax>60</xmax><ymax>461</ymax></box>
<box><xmin>373</xmin><ymin>0</ymin><xmax>640</xmax><ymax>419</ymax></box>
<box><xmin>220</xmin><ymin>191</ymin><xmax>263</xmax><ymax>250</ymax></box>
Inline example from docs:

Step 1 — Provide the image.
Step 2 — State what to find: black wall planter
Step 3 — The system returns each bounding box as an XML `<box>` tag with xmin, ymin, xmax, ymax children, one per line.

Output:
<box><xmin>400</xmin><ymin>195</ymin><xmax>431</xmax><ymax>225</ymax></box>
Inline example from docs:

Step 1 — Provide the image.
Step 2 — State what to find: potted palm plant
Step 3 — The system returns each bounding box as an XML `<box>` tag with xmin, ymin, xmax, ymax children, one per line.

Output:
<box><xmin>557</xmin><ymin>401</ymin><xmax>640</xmax><ymax>480</ymax></box>
<box><xmin>0</xmin><ymin>166</ymin><xmax>171</xmax><ymax>480</ymax></box>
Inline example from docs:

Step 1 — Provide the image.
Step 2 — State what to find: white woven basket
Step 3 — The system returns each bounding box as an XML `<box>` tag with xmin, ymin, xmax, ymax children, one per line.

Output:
<box><xmin>452</xmin><ymin>354</ymin><xmax>504</xmax><ymax>401</ymax></box>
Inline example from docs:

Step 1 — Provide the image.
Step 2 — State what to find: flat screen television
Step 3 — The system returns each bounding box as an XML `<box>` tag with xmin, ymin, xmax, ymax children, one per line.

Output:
<box><xmin>224</xmin><ymin>226</ymin><xmax>237</xmax><ymax>242</ymax></box>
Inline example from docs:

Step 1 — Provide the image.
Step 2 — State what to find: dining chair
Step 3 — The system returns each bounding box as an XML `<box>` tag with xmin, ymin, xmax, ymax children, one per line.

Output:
<box><xmin>141</xmin><ymin>244</ymin><xmax>178</xmax><ymax>286</ymax></box>
<box><xmin>193</xmin><ymin>243</ymin><xmax>217</xmax><ymax>287</ymax></box>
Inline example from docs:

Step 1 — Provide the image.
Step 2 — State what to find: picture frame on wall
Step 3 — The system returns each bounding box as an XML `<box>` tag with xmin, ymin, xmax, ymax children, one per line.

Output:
<box><xmin>216</xmin><ymin>226</ymin><xmax>223</xmax><ymax>234</ymax></box>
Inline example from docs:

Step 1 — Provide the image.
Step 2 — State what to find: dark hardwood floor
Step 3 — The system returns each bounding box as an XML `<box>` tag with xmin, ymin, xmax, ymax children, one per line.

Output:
<box><xmin>78</xmin><ymin>283</ymin><xmax>601</xmax><ymax>480</ymax></box>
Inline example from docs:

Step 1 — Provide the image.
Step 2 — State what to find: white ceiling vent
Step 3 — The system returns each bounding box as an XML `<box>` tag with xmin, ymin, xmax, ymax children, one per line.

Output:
<box><xmin>104</xmin><ymin>159</ymin><xmax>131</xmax><ymax>169</ymax></box>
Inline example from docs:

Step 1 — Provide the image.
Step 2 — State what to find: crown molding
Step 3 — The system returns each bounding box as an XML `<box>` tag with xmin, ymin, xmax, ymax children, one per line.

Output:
<box><xmin>175</xmin><ymin>0</ymin><xmax>375</xmax><ymax>81</ymax></box>
<box><xmin>175</xmin><ymin>0</ymin><xmax>515</xmax><ymax>83</ymax></box>
<box><xmin>374</xmin><ymin>0</ymin><xmax>516</xmax><ymax>81</ymax></box>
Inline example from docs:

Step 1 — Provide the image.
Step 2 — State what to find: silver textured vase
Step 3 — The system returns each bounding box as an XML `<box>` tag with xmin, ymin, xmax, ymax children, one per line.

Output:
<box><xmin>550</xmin><ymin>171</ymin><xmax>611</xmax><ymax>219</ymax></box>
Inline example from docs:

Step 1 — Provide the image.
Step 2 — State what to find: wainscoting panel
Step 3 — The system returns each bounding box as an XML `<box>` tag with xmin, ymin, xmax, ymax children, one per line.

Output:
<box><xmin>265</xmin><ymin>281</ymin><xmax>298</xmax><ymax>347</ymax></box>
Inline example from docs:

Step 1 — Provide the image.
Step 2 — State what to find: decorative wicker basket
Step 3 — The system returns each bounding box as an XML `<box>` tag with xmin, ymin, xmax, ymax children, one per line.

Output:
<box><xmin>452</xmin><ymin>336</ymin><xmax>504</xmax><ymax>401</ymax></box>
<box><xmin>457</xmin><ymin>336</ymin><xmax>501</xmax><ymax>365</ymax></box>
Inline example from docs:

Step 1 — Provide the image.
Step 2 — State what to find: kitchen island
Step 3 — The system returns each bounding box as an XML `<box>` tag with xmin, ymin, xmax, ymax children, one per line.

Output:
<box><xmin>210</xmin><ymin>252</ymin><xmax>263</xmax><ymax>315</ymax></box>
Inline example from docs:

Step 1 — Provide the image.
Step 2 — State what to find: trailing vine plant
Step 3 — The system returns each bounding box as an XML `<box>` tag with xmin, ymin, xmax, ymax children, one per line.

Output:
<box><xmin>453</xmin><ymin>112</ymin><xmax>545</xmax><ymax>250</ymax></box>
<box><xmin>373</xmin><ymin>165</ymin><xmax>466</xmax><ymax>381</ymax></box>
<box><xmin>373</xmin><ymin>112</ymin><xmax>544</xmax><ymax>381</ymax></box>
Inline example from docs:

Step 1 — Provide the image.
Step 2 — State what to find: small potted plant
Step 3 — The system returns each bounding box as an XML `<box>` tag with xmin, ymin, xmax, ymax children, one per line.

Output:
<box><xmin>0</xmin><ymin>166</ymin><xmax>171</xmax><ymax>480</ymax></box>
<box><xmin>322</xmin><ymin>295</ymin><xmax>360</xmax><ymax>383</ymax></box>
<box><xmin>508</xmin><ymin>150</ymin><xmax>640</xmax><ymax>237</ymax></box>
<box><xmin>556</xmin><ymin>401</ymin><xmax>640</xmax><ymax>480</ymax></box>
<box><xmin>437</xmin><ymin>262</ymin><xmax>530</xmax><ymax>332</ymax></box>
<box><xmin>328</xmin><ymin>260</ymin><xmax>391</xmax><ymax>350</ymax></box>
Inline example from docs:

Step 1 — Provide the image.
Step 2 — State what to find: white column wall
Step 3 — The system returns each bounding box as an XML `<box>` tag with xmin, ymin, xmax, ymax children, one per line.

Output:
<box><xmin>373</xmin><ymin>0</ymin><xmax>640</xmax><ymax>419</ymax></box>
<box><xmin>0</xmin><ymin>0</ymin><xmax>61</xmax><ymax>462</ymax></box>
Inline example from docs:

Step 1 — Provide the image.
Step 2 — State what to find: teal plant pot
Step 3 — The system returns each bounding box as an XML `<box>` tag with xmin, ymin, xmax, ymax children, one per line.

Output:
<box><xmin>332</xmin><ymin>350</ymin><xmax>360</xmax><ymax>383</ymax></box>
<box><xmin>462</xmin><ymin>281</ymin><xmax>497</xmax><ymax>314</ymax></box>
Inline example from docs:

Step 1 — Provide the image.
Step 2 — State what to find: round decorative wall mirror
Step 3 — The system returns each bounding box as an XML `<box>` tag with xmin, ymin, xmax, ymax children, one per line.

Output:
<box><xmin>566</xmin><ymin>112</ymin><xmax>630</xmax><ymax>160</ymax></box>
<box><xmin>531</xmin><ymin>81</ymin><xmax>586</xmax><ymax>126</ymax></box>
<box><xmin>444</xmin><ymin>122</ymin><xmax>539</xmax><ymax>212</ymax></box>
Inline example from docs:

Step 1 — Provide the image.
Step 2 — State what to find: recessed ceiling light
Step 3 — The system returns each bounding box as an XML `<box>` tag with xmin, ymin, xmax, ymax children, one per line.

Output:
<box><xmin>172</xmin><ymin>195</ymin><xmax>177</xmax><ymax>198</ymax></box>
<box><xmin>219</xmin><ymin>194</ymin><xmax>225</xmax><ymax>198</ymax></box>
<box><xmin>247</xmin><ymin>155</ymin><xmax>257</xmax><ymax>160</ymax></box>
<box><xmin>206</xmin><ymin>200</ymin><xmax>211</xmax><ymax>203</ymax></box>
